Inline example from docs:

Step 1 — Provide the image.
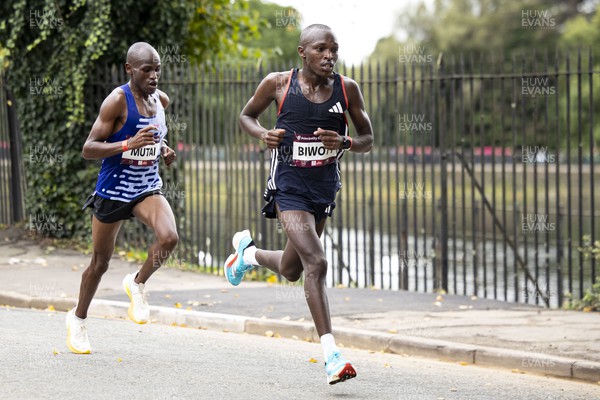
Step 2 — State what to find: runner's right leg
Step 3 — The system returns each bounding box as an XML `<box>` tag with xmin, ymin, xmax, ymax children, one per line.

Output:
<box><xmin>67</xmin><ymin>216</ymin><xmax>122</xmax><ymax>354</ymax></box>
<box><xmin>76</xmin><ymin>216</ymin><xmax>123</xmax><ymax>318</ymax></box>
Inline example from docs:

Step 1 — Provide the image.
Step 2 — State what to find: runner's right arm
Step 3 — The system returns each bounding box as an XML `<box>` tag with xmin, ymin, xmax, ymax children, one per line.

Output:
<box><xmin>239</xmin><ymin>72</ymin><xmax>289</xmax><ymax>149</ymax></box>
<box><xmin>82</xmin><ymin>89</ymin><xmax>157</xmax><ymax>160</ymax></box>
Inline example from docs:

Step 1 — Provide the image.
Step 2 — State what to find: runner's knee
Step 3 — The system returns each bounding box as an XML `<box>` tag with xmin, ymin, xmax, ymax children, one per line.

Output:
<box><xmin>90</xmin><ymin>252</ymin><xmax>111</xmax><ymax>275</ymax></box>
<box><xmin>282</xmin><ymin>270</ymin><xmax>303</xmax><ymax>282</ymax></box>
<box><xmin>303</xmin><ymin>255</ymin><xmax>327</xmax><ymax>280</ymax></box>
<box><xmin>158</xmin><ymin>229</ymin><xmax>178</xmax><ymax>249</ymax></box>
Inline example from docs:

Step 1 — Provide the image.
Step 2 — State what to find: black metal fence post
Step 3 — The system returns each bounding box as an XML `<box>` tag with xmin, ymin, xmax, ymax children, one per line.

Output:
<box><xmin>6</xmin><ymin>87</ymin><xmax>24</xmax><ymax>223</ymax></box>
<box><xmin>437</xmin><ymin>54</ymin><xmax>449</xmax><ymax>292</ymax></box>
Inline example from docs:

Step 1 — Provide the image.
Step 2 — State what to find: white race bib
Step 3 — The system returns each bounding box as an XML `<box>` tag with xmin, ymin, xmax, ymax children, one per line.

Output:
<box><xmin>121</xmin><ymin>140</ymin><xmax>161</xmax><ymax>166</ymax></box>
<box><xmin>291</xmin><ymin>133</ymin><xmax>337</xmax><ymax>167</ymax></box>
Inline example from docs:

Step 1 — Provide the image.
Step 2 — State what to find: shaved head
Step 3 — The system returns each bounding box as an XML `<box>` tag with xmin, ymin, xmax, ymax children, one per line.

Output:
<box><xmin>126</xmin><ymin>42</ymin><xmax>159</xmax><ymax>66</ymax></box>
<box><xmin>299</xmin><ymin>24</ymin><xmax>335</xmax><ymax>47</ymax></box>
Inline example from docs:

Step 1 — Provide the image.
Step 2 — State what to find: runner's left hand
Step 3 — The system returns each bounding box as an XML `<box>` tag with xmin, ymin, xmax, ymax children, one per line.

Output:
<box><xmin>314</xmin><ymin>128</ymin><xmax>342</xmax><ymax>150</ymax></box>
<box><xmin>161</xmin><ymin>145</ymin><xmax>176</xmax><ymax>167</ymax></box>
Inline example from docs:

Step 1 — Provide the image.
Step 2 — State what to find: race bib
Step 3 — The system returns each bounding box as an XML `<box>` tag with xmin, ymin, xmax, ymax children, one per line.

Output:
<box><xmin>121</xmin><ymin>140</ymin><xmax>161</xmax><ymax>166</ymax></box>
<box><xmin>121</xmin><ymin>117</ymin><xmax>165</xmax><ymax>166</ymax></box>
<box><xmin>291</xmin><ymin>133</ymin><xmax>338</xmax><ymax>167</ymax></box>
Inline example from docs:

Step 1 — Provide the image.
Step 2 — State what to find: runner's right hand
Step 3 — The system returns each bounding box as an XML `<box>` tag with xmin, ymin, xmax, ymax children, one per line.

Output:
<box><xmin>127</xmin><ymin>125</ymin><xmax>158</xmax><ymax>150</ymax></box>
<box><xmin>261</xmin><ymin>129</ymin><xmax>286</xmax><ymax>149</ymax></box>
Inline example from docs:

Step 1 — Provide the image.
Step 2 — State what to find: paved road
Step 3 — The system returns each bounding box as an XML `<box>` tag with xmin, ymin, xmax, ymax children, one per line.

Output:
<box><xmin>1</xmin><ymin>308</ymin><xmax>598</xmax><ymax>400</ymax></box>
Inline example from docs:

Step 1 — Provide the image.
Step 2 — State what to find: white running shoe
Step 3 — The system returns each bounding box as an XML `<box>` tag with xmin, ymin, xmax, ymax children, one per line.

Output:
<box><xmin>122</xmin><ymin>272</ymin><xmax>149</xmax><ymax>324</ymax></box>
<box><xmin>66</xmin><ymin>308</ymin><xmax>91</xmax><ymax>354</ymax></box>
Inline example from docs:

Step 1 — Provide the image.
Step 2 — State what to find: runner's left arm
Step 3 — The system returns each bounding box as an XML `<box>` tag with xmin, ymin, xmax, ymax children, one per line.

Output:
<box><xmin>342</xmin><ymin>78</ymin><xmax>373</xmax><ymax>153</ymax></box>
<box><xmin>315</xmin><ymin>78</ymin><xmax>373</xmax><ymax>152</ymax></box>
<box><xmin>157</xmin><ymin>89</ymin><xmax>176</xmax><ymax>167</ymax></box>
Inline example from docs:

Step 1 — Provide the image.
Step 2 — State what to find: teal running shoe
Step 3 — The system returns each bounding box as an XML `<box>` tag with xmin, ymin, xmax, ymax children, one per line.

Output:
<box><xmin>224</xmin><ymin>230</ymin><xmax>255</xmax><ymax>286</ymax></box>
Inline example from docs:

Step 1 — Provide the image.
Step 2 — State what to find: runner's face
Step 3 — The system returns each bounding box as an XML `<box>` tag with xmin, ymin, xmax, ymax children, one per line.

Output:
<box><xmin>128</xmin><ymin>52</ymin><xmax>161</xmax><ymax>95</ymax></box>
<box><xmin>301</xmin><ymin>31</ymin><xmax>339</xmax><ymax>77</ymax></box>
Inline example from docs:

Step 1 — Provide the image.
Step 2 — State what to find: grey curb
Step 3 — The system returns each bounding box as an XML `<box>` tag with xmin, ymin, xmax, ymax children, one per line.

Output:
<box><xmin>1</xmin><ymin>290</ymin><xmax>598</xmax><ymax>384</ymax></box>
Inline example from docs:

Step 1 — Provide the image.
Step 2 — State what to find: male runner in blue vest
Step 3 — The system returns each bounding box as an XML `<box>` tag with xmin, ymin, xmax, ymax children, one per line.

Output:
<box><xmin>227</xmin><ymin>24</ymin><xmax>374</xmax><ymax>384</ymax></box>
<box><xmin>66</xmin><ymin>42</ymin><xmax>178</xmax><ymax>354</ymax></box>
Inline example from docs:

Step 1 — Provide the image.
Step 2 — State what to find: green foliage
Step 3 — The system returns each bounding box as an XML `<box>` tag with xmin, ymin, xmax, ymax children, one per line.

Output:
<box><xmin>564</xmin><ymin>236</ymin><xmax>600</xmax><ymax>311</ymax></box>
<box><xmin>185</xmin><ymin>0</ymin><xmax>263</xmax><ymax>64</ymax></box>
<box><xmin>563</xmin><ymin>277</ymin><xmax>600</xmax><ymax>312</ymax></box>
<box><xmin>0</xmin><ymin>0</ymin><xmax>262</xmax><ymax>239</ymax></box>
<box><xmin>578</xmin><ymin>234</ymin><xmax>600</xmax><ymax>262</ymax></box>
<box><xmin>392</xmin><ymin>0</ymin><xmax>589</xmax><ymax>57</ymax></box>
<box><xmin>240</xmin><ymin>0</ymin><xmax>302</xmax><ymax>65</ymax></box>
<box><xmin>365</xmin><ymin>0</ymin><xmax>599</xmax><ymax>150</ymax></box>
<box><xmin>1</xmin><ymin>0</ymin><xmax>112</xmax><ymax>238</ymax></box>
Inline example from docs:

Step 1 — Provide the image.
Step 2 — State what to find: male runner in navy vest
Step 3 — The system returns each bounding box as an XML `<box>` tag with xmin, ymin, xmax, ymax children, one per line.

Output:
<box><xmin>227</xmin><ymin>24</ymin><xmax>374</xmax><ymax>384</ymax></box>
<box><xmin>66</xmin><ymin>42</ymin><xmax>178</xmax><ymax>354</ymax></box>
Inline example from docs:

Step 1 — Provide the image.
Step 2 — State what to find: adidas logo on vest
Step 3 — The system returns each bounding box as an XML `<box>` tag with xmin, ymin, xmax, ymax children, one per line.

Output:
<box><xmin>328</xmin><ymin>101</ymin><xmax>343</xmax><ymax>113</ymax></box>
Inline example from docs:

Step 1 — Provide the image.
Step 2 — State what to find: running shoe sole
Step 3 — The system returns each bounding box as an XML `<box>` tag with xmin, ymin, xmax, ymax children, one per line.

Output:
<box><xmin>328</xmin><ymin>363</ymin><xmax>357</xmax><ymax>385</ymax></box>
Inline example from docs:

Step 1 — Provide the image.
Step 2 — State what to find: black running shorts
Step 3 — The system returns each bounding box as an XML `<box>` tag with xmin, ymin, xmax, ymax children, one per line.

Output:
<box><xmin>82</xmin><ymin>189</ymin><xmax>162</xmax><ymax>224</ymax></box>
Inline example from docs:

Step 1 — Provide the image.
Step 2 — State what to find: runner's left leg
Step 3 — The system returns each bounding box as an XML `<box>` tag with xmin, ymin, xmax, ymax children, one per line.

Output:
<box><xmin>131</xmin><ymin>194</ymin><xmax>178</xmax><ymax>283</ymax></box>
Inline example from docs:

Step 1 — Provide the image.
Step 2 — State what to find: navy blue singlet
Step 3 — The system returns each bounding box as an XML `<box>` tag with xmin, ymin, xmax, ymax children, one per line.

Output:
<box><xmin>263</xmin><ymin>68</ymin><xmax>349</xmax><ymax>214</ymax></box>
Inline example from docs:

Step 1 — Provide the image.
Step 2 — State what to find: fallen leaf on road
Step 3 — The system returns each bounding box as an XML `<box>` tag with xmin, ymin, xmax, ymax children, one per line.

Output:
<box><xmin>388</xmin><ymin>329</ymin><xmax>399</xmax><ymax>334</ymax></box>
<box><xmin>435</xmin><ymin>295</ymin><xmax>444</xmax><ymax>301</ymax></box>
<box><xmin>47</xmin><ymin>305</ymin><xmax>55</xmax><ymax>312</ymax></box>
<box><xmin>174</xmin><ymin>303</ymin><xmax>182</xmax><ymax>308</ymax></box>
<box><xmin>71</xmin><ymin>266</ymin><xmax>78</xmax><ymax>271</ymax></box>
<box><xmin>221</xmin><ymin>289</ymin><xmax>228</xmax><ymax>293</ymax></box>
<box><xmin>291</xmin><ymin>335</ymin><xmax>299</xmax><ymax>340</ymax></box>
<box><xmin>117</xmin><ymin>358</ymin><xmax>122</xmax><ymax>362</ymax></box>
<box><xmin>165</xmin><ymin>294</ymin><xmax>172</xmax><ymax>299</ymax></box>
<box><xmin>52</xmin><ymin>349</ymin><xmax>60</xmax><ymax>355</ymax></box>
<box><xmin>309</xmin><ymin>358</ymin><xmax>318</xmax><ymax>363</ymax></box>
<box><xmin>265</xmin><ymin>330</ymin><xmax>274</xmax><ymax>337</ymax></box>
<box><xmin>384</xmin><ymin>363</ymin><xmax>391</xmax><ymax>368</ymax></box>
<box><xmin>459</xmin><ymin>362</ymin><xmax>468</xmax><ymax>366</ymax></box>
<box><xmin>186</xmin><ymin>307</ymin><xmax>192</xmax><ymax>311</ymax></box>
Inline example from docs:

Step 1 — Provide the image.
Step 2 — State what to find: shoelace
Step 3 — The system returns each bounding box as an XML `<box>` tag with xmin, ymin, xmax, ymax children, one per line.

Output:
<box><xmin>74</xmin><ymin>322</ymin><xmax>88</xmax><ymax>342</ymax></box>
<box><xmin>134</xmin><ymin>285</ymin><xmax>149</xmax><ymax>306</ymax></box>
<box><xmin>237</xmin><ymin>263</ymin><xmax>254</xmax><ymax>273</ymax></box>
<box><xmin>326</xmin><ymin>352</ymin><xmax>342</xmax><ymax>367</ymax></box>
